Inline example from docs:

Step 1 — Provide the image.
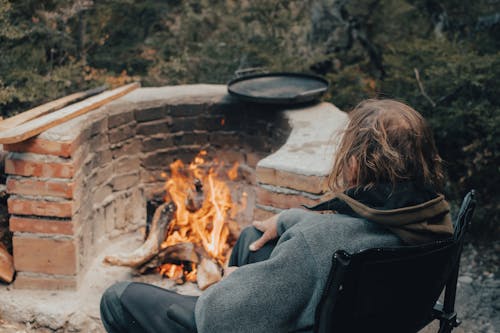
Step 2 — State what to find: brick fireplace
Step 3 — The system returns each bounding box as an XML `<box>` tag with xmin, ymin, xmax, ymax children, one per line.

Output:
<box><xmin>3</xmin><ymin>85</ymin><xmax>347</xmax><ymax>290</ymax></box>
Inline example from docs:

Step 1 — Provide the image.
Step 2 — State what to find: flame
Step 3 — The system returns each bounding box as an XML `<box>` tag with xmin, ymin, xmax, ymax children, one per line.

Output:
<box><xmin>158</xmin><ymin>151</ymin><xmax>243</xmax><ymax>281</ymax></box>
<box><xmin>227</xmin><ymin>162</ymin><xmax>239</xmax><ymax>181</ymax></box>
<box><xmin>159</xmin><ymin>263</ymin><xmax>197</xmax><ymax>283</ymax></box>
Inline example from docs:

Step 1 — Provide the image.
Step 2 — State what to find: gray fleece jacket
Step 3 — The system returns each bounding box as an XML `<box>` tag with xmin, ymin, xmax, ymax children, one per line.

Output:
<box><xmin>194</xmin><ymin>209</ymin><xmax>402</xmax><ymax>332</ymax></box>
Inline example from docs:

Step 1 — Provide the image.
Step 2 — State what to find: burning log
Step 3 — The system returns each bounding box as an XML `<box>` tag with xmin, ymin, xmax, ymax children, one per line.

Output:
<box><xmin>135</xmin><ymin>242</ymin><xmax>201</xmax><ymax>275</ymax></box>
<box><xmin>104</xmin><ymin>202</ymin><xmax>176</xmax><ymax>268</ymax></box>
<box><xmin>186</xmin><ymin>178</ymin><xmax>204</xmax><ymax>212</ymax></box>
<box><xmin>0</xmin><ymin>244</ymin><xmax>14</xmax><ymax>283</ymax></box>
<box><xmin>197</xmin><ymin>258</ymin><xmax>222</xmax><ymax>290</ymax></box>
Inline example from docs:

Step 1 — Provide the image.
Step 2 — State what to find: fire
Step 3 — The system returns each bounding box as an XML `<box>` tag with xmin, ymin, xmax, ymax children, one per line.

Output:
<box><xmin>158</xmin><ymin>151</ymin><xmax>243</xmax><ymax>282</ymax></box>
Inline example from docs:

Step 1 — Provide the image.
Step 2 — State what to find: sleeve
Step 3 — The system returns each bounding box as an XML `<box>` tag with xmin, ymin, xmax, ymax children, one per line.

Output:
<box><xmin>276</xmin><ymin>208</ymin><xmax>310</xmax><ymax>236</ymax></box>
<box><xmin>194</xmin><ymin>230</ymin><xmax>319</xmax><ymax>333</ymax></box>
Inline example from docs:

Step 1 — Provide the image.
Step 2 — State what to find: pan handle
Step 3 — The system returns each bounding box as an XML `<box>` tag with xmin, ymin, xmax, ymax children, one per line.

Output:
<box><xmin>234</xmin><ymin>67</ymin><xmax>267</xmax><ymax>78</ymax></box>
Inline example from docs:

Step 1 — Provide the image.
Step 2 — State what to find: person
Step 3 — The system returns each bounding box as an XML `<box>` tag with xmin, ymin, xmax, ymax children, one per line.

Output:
<box><xmin>100</xmin><ymin>99</ymin><xmax>454</xmax><ymax>333</ymax></box>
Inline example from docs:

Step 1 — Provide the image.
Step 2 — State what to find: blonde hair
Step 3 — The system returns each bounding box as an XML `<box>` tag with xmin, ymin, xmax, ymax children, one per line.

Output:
<box><xmin>329</xmin><ymin>99</ymin><xmax>444</xmax><ymax>192</ymax></box>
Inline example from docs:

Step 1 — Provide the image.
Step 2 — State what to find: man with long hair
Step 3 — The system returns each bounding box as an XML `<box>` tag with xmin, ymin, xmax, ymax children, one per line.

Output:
<box><xmin>101</xmin><ymin>99</ymin><xmax>453</xmax><ymax>333</ymax></box>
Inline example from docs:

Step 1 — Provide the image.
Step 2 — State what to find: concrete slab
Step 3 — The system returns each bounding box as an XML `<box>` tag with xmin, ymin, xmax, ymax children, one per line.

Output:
<box><xmin>255</xmin><ymin>102</ymin><xmax>347</xmax><ymax>198</ymax></box>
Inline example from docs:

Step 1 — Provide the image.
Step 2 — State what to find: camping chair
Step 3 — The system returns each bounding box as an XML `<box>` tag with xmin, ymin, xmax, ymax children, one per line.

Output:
<box><xmin>314</xmin><ymin>190</ymin><xmax>476</xmax><ymax>333</ymax></box>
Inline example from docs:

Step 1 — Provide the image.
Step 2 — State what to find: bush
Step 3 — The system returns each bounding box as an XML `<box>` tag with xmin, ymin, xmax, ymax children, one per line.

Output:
<box><xmin>0</xmin><ymin>0</ymin><xmax>498</xmax><ymax>237</ymax></box>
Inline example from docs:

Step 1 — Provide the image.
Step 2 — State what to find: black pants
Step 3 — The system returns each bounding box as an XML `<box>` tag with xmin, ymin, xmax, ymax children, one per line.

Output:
<box><xmin>100</xmin><ymin>226</ymin><xmax>277</xmax><ymax>333</ymax></box>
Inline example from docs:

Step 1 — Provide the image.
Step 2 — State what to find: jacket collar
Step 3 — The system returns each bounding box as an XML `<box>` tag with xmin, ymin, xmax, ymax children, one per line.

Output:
<box><xmin>307</xmin><ymin>182</ymin><xmax>454</xmax><ymax>244</ymax></box>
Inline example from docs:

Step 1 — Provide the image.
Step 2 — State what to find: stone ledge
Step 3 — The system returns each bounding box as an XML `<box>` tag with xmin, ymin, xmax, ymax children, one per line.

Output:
<box><xmin>37</xmin><ymin>85</ymin><xmax>229</xmax><ymax>143</ymax></box>
<box><xmin>256</xmin><ymin>166</ymin><xmax>329</xmax><ymax>194</ymax></box>
<box><xmin>256</xmin><ymin>102</ymin><xmax>347</xmax><ymax>194</ymax></box>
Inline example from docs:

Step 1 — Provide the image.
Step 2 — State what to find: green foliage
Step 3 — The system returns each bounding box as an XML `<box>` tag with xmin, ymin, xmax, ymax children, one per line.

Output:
<box><xmin>0</xmin><ymin>0</ymin><xmax>498</xmax><ymax>237</ymax></box>
<box><xmin>328</xmin><ymin>0</ymin><xmax>500</xmax><ymax>236</ymax></box>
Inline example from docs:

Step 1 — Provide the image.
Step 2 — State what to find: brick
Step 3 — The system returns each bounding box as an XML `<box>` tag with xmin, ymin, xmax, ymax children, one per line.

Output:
<box><xmin>172</xmin><ymin>131</ymin><xmax>209</xmax><ymax>146</ymax></box>
<box><xmin>169</xmin><ymin>117</ymin><xmax>198</xmax><ymax>132</ymax></box>
<box><xmin>253</xmin><ymin>207</ymin><xmax>278</xmax><ymax>221</ymax></box>
<box><xmin>13</xmin><ymin>236</ymin><xmax>77</xmax><ymax>275</ymax></box>
<box><xmin>104</xmin><ymin>202</ymin><xmax>115</xmax><ymax>233</ymax></box>
<box><xmin>96</xmin><ymin>149</ymin><xmax>113</xmax><ymax>165</ymax></box>
<box><xmin>256</xmin><ymin>166</ymin><xmax>330</xmax><ymax>195</ymax></box>
<box><xmin>216</xmin><ymin>149</ymin><xmax>246</xmax><ymax>165</ymax></box>
<box><xmin>5</xmin><ymin>159</ymin><xmax>74</xmax><ymax>178</ymax></box>
<box><xmin>114</xmin><ymin>156</ymin><xmax>140</xmax><ymax>174</ymax></box>
<box><xmin>169</xmin><ymin>104</ymin><xmax>207</xmax><ymax>117</ymax></box>
<box><xmin>14</xmin><ymin>272</ymin><xmax>77</xmax><ymax>290</ymax></box>
<box><xmin>108</xmin><ymin>123</ymin><xmax>136</xmax><ymax>144</ymax></box>
<box><xmin>141</xmin><ymin>148</ymin><xmax>177</xmax><ymax>169</ymax></box>
<box><xmin>238</xmin><ymin>163</ymin><xmax>256</xmax><ymax>184</ymax></box>
<box><xmin>141</xmin><ymin>146</ymin><xmax>200</xmax><ymax>169</ymax></box>
<box><xmin>134</xmin><ymin>106</ymin><xmax>169</xmax><ymax>122</ymax></box>
<box><xmin>141</xmin><ymin>169</ymin><xmax>166</xmax><ymax>184</ymax></box>
<box><xmin>88</xmin><ymin>117</ymin><xmax>108</xmax><ymax>137</ymax></box>
<box><xmin>83</xmin><ymin>136</ymin><xmax>110</xmax><ymax>159</ymax></box>
<box><xmin>136</xmin><ymin>118</ymin><xmax>172</xmax><ymax>135</ymax></box>
<box><xmin>93</xmin><ymin>185</ymin><xmax>113</xmax><ymax>205</ymax></box>
<box><xmin>209</xmin><ymin>131</ymin><xmax>241</xmax><ymax>147</ymax></box>
<box><xmin>198</xmin><ymin>115</ymin><xmax>227</xmax><ymax>132</ymax></box>
<box><xmin>142</xmin><ymin>135</ymin><xmax>173</xmax><ymax>152</ymax></box>
<box><xmin>111</xmin><ymin>139</ymin><xmax>140</xmax><ymax>159</ymax></box>
<box><xmin>3</xmin><ymin>137</ymin><xmax>75</xmax><ymax>158</ymax></box>
<box><xmin>7</xmin><ymin>177</ymin><xmax>73</xmax><ymax>198</ymax></box>
<box><xmin>108</xmin><ymin>110</ymin><xmax>135</xmax><ymax>128</ymax></box>
<box><xmin>92</xmin><ymin>163</ymin><xmax>113</xmax><ymax>186</ymax></box>
<box><xmin>8</xmin><ymin>197</ymin><xmax>73</xmax><ymax>218</ymax></box>
<box><xmin>255</xmin><ymin>187</ymin><xmax>320</xmax><ymax>210</ymax></box>
<box><xmin>9</xmin><ymin>216</ymin><xmax>74</xmax><ymax>235</ymax></box>
<box><xmin>79</xmin><ymin>152</ymin><xmax>96</xmax><ymax>177</ymax></box>
<box><xmin>242</xmin><ymin>133</ymin><xmax>272</xmax><ymax>152</ymax></box>
<box><xmin>110</xmin><ymin>172</ymin><xmax>139</xmax><ymax>191</ymax></box>
<box><xmin>114</xmin><ymin>191</ymin><xmax>143</xmax><ymax>230</ymax></box>
<box><xmin>245</xmin><ymin>152</ymin><xmax>266</xmax><ymax>168</ymax></box>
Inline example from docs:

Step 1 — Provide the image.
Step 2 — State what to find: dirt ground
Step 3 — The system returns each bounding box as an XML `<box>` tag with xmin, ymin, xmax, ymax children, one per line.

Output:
<box><xmin>0</xmin><ymin>236</ymin><xmax>498</xmax><ymax>333</ymax></box>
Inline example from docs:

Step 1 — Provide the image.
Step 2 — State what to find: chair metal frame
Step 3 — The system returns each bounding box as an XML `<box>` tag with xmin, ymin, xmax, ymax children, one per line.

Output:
<box><xmin>314</xmin><ymin>190</ymin><xmax>476</xmax><ymax>333</ymax></box>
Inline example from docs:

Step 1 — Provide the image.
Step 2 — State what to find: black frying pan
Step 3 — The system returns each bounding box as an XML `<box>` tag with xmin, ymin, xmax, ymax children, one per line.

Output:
<box><xmin>227</xmin><ymin>72</ymin><xmax>329</xmax><ymax>105</ymax></box>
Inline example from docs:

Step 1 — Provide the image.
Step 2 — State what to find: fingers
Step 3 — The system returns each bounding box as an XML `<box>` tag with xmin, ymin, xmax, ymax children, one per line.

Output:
<box><xmin>249</xmin><ymin>232</ymin><xmax>270</xmax><ymax>252</ymax></box>
<box><xmin>252</xmin><ymin>220</ymin><xmax>265</xmax><ymax>231</ymax></box>
<box><xmin>222</xmin><ymin>266</ymin><xmax>238</xmax><ymax>279</ymax></box>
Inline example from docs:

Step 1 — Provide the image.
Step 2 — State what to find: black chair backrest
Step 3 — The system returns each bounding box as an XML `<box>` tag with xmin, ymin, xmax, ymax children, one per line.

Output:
<box><xmin>314</xmin><ymin>191</ymin><xmax>476</xmax><ymax>333</ymax></box>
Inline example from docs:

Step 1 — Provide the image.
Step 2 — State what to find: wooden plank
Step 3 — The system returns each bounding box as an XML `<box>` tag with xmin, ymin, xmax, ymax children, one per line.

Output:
<box><xmin>0</xmin><ymin>82</ymin><xmax>139</xmax><ymax>144</ymax></box>
<box><xmin>0</xmin><ymin>85</ymin><xmax>108</xmax><ymax>131</ymax></box>
<box><xmin>0</xmin><ymin>244</ymin><xmax>14</xmax><ymax>283</ymax></box>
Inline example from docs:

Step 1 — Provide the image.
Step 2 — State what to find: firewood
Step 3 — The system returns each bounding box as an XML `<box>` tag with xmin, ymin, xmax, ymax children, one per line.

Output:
<box><xmin>161</xmin><ymin>242</ymin><xmax>200</xmax><ymax>264</ymax></box>
<box><xmin>197</xmin><ymin>258</ymin><xmax>222</xmax><ymax>290</ymax></box>
<box><xmin>0</xmin><ymin>85</ymin><xmax>107</xmax><ymax>131</ymax></box>
<box><xmin>186</xmin><ymin>178</ymin><xmax>204</xmax><ymax>212</ymax></box>
<box><xmin>0</xmin><ymin>244</ymin><xmax>14</xmax><ymax>283</ymax></box>
<box><xmin>104</xmin><ymin>201</ymin><xmax>176</xmax><ymax>268</ymax></box>
<box><xmin>134</xmin><ymin>242</ymin><xmax>200</xmax><ymax>275</ymax></box>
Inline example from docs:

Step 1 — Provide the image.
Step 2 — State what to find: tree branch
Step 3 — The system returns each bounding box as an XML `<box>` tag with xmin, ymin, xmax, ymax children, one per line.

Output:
<box><xmin>414</xmin><ymin>68</ymin><xmax>436</xmax><ymax>107</ymax></box>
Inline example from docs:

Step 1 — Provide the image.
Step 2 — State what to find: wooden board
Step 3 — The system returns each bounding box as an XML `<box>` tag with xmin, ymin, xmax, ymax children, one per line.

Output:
<box><xmin>0</xmin><ymin>244</ymin><xmax>14</xmax><ymax>283</ymax></box>
<box><xmin>0</xmin><ymin>85</ymin><xmax>108</xmax><ymax>131</ymax></box>
<box><xmin>0</xmin><ymin>82</ymin><xmax>139</xmax><ymax>144</ymax></box>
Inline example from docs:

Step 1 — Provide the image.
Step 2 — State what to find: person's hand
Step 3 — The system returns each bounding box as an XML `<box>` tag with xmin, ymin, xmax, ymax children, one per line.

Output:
<box><xmin>222</xmin><ymin>266</ymin><xmax>238</xmax><ymax>279</ymax></box>
<box><xmin>249</xmin><ymin>214</ymin><xmax>280</xmax><ymax>251</ymax></box>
